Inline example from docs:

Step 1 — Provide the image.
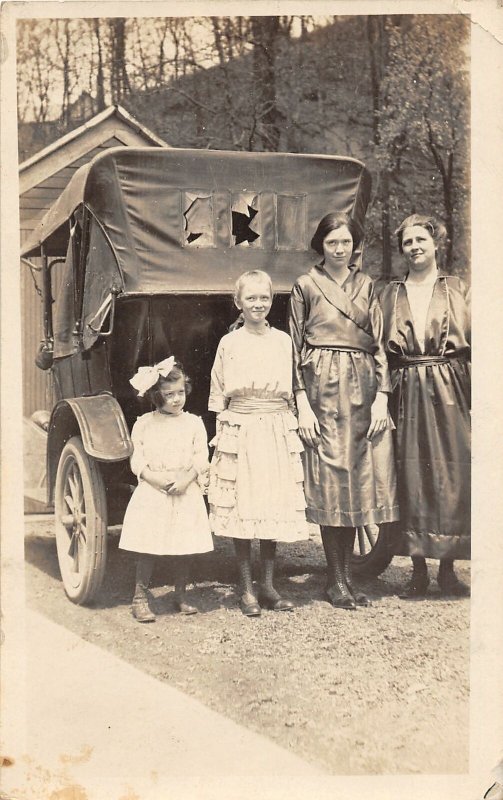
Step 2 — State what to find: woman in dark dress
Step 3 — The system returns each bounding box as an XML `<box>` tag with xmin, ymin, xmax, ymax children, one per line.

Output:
<box><xmin>288</xmin><ymin>212</ymin><xmax>399</xmax><ymax>609</ymax></box>
<box><xmin>380</xmin><ymin>214</ymin><xmax>471</xmax><ymax>597</ymax></box>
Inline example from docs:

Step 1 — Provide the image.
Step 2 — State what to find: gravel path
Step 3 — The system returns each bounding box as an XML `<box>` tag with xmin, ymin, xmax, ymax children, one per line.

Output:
<box><xmin>25</xmin><ymin>518</ymin><xmax>470</xmax><ymax>775</ymax></box>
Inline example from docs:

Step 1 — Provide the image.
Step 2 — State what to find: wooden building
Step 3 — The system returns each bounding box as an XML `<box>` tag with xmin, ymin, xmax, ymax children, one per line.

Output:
<box><xmin>20</xmin><ymin>105</ymin><xmax>169</xmax><ymax>418</ymax></box>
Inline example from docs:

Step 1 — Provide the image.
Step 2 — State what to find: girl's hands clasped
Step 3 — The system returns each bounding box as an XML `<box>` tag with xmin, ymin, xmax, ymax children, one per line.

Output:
<box><xmin>367</xmin><ymin>391</ymin><xmax>389</xmax><ymax>440</ymax></box>
<box><xmin>142</xmin><ymin>467</ymin><xmax>194</xmax><ymax>495</ymax></box>
<box><xmin>165</xmin><ymin>468</ymin><xmax>195</xmax><ymax>496</ymax></box>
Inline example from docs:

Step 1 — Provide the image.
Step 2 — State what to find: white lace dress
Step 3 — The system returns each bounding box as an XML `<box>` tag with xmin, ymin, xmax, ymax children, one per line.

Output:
<box><xmin>119</xmin><ymin>411</ymin><xmax>214</xmax><ymax>555</ymax></box>
<box><xmin>208</xmin><ymin>326</ymin><xmax>309</xmax><ymax>541</ymax></box>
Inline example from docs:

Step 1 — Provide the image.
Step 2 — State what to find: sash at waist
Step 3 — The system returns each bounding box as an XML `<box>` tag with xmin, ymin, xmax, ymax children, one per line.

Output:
<box><xmin>228</xmin><ymin>397</ymin><xmax>289</xmax><ymax>414</ymax></box>
<box><xmin>389</xmin><ymin>353</ymin><xmax>467</xmax><ymax>369</ymax></box>
<box><xmin>306</xmin><ymin>343</ymin><xmax>371</xmax><ymax>354</ymax></box>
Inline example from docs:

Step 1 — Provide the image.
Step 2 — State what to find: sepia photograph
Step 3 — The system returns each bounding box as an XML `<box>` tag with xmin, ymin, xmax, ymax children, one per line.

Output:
<box><xmin>1</xmin><ymin>2</ymin><xmax>502</xmax><ymax>799</ymax></box>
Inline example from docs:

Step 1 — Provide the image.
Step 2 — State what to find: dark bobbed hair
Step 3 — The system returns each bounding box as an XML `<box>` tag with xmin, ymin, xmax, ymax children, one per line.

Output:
<box><xmin>395</xmin><ymin>213</ymin><xmax>447</xmax><ymax>254</ymax></box>
<box><xmin>310</xmin><ymin>212</ymin><xmax>363</xmax><ymax>256</ymax></box>
<box><xmin>147</xmin><ymin>361</ymin><xmax>192</xmax><ymax>409</ymax></box>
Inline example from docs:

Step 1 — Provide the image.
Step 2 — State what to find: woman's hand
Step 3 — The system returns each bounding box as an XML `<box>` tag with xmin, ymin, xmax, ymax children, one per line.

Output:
<box><xmin>367</xmin><ymin>392</ymin><xmax>389</xmax><ymax>441</ymax></box>
<box><xmin>296</xmin><ymin>391</ymin><xmax>321</xmax><ymax>448</ymax></box>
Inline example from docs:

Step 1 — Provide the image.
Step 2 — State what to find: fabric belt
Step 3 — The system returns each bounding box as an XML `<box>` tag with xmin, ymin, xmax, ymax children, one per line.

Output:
<box><xmin>389</xmin><ymin>353</ymin><xmax>466</xmax><ymax>369</ymax></box>
<box><xmin>228</xmin><ymin>397</ymin><xmax>288</xmax><ymax>414</ymax></box>
<box><xmin>308</xmin><ymin>344</ymin><xmax>370</xmax><ymax>354</ymax></box>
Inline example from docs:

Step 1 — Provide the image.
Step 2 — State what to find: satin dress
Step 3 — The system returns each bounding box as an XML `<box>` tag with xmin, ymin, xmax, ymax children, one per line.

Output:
<box><xmin>380</xmin><ymin>273</ymin><xmax>471</xmax><ymax>559</ymax></box>
<box><xmin>288</xmin><ymin>264</ymin><xmax>399</xmax><ymax>527</ymax></box>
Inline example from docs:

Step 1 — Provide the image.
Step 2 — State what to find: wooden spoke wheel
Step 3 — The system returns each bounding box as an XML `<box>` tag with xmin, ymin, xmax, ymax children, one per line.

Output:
<box><xmin>351</xmin><ymin>524</ymin><xmax>393</xmax><ymax>577</ymax></box>
<box><xmin>54</xmin><ymin>436</ymin><xmax>107</xmax><ymax>604</ymax></box>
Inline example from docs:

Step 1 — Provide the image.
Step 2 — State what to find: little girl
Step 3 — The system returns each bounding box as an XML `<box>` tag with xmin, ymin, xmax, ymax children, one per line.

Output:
<box><xmin>119</xmin><ymin>356</ymin><xmax>214</xmax><ymax>622</ymax></box>
<box><xmin>208</xmin><ymin>270</ymin><xmax>309</xmax><ymax>617</ymax></box>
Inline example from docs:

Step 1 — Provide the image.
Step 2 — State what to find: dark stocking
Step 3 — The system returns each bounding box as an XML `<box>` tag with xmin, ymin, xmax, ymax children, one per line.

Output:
<box><xmin>437</xmin><ymin>559</ymin><xmax>469</xmax><ymax>596</ymax></box>
<box><xmin>341</xmin><ymin>527</ymin><xmax>371</xmax><ymax>607</ymax></box>
<box><xmin>320</xmin><ymin>526</ymin><xmax>356</xmax><ymax>610</ymax></box>
<box><xmin>132</xmin><ymin>554</ymin><xmax>156</xmax><ymax>622</ymax></box>
<box><xmin>173</xmin><ymin>555</ymin><xmax>198</xmax><ymax>614</ymax></box>
<box><xmin>233</xmin><ymin>539</ymin><xmax>260</xmax><ymax>616</ymax></box>
<box><xmin>399</xmin><ymin>556</ymin><xmax>429</xmax><ymax>599</ymax></box>
<box><xmin>258</xmin><ymin>540</ymin><xmax>293</xmax><ymax>611</ymax></box>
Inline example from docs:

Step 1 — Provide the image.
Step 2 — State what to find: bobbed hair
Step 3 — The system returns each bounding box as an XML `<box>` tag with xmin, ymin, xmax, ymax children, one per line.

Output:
<box><xmin>310</xmin><ymin>212</ymin><xmax>363</xmax><ymax>256</ymax></box>
<box><xmin>395</xmin><ymin>213</ymin><xmax>447</xmax><ymax>254</ymax></box>
<box><xmin>147</xmin><ymin>361</ymin><xmax>192</xmax><ymax>409</ymax></box>
<box><xmin>233</xmin><ymin>270</ymin><xmax>273</xmax><ymax>304</ymax></box>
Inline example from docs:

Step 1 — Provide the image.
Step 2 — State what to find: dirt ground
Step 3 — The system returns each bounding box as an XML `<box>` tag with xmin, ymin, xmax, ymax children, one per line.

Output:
<box><xmin>24</xmin><ymin>517</ymin><xmax>470</xmax><ymax>776</ymax></box>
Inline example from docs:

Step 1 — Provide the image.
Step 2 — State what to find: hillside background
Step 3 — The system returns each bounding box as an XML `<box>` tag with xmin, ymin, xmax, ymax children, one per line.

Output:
<box><xmin>17</xmin><ymin>14</ymin><xmax>470</xmax><ymax>280</ymax></box>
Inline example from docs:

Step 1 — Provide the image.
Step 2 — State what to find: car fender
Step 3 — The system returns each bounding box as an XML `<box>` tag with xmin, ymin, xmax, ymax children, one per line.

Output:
<box><xmin>47</xmin><ymin>394</ymin><xmax>133</xmax><ymax>499</ymax></box>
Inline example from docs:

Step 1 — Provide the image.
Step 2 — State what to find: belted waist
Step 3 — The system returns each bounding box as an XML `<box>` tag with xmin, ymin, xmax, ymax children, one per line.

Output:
<box><xmin>389</xmin><ymin>353</ymin><xmax>466</xmax><ymax>369</ymax></box>
<box><xmin>228</xmin><ymin>397</ymin><xmax>288</xmax><ymax>414</ymax></box>
<box><xmin>307</xmin><ymin>344</ymin><xmax>370</xmax><ymax>354</ymax></box>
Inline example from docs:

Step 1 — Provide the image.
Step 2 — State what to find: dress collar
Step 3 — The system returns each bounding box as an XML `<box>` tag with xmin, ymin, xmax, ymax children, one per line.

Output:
<box><xmin>391</xmin><ymin>270</ymin><xmax>448</xmax><ymax>285</ymax></box>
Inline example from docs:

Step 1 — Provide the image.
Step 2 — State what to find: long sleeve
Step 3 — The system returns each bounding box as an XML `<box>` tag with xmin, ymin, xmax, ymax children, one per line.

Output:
<box><xmin>191</xmin><ymin>416</ymin><xmax>210</xmax><ymax>491</ymax></box>
<box><xmin>369</xmin><ymin>287</ymin><xmax>392</xmax><ymax>393</ymax></box>
<box><xmin>129</xmin><ymin>416</ymin><xmax>148</xmax><ymax>479</ymax></box>
<box><xmin>288</xmin><ymin>282</ymin><xmax>307</xmax><ymax>392</ymax></box>
<box><xmin>192</xmin><ymin>417</ymin><xmax>210</xmax><ymax>475</ymax></box>
<box><xmin>208</xmin><ymin>341</ymin><xmax>227</xmax><ymax>412</ymax></box>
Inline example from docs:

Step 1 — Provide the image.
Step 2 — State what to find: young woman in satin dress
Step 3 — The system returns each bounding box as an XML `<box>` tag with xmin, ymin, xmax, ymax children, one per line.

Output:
<box><xmin>289</xmin><ymin>212</ymin><xmax>399</xmax><ymax>609</ymax></box>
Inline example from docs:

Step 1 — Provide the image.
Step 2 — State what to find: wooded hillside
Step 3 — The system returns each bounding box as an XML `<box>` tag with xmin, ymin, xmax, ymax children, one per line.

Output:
<box><xmin>17</xmin><ymin>15</ymin><xmax>470</xmax><ymax>278</ymax></box>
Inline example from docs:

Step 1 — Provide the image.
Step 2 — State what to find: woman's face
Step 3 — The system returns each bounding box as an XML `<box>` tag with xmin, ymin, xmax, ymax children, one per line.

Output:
<box><xmin>322</xmin><ymin>225</ymin><xmax>354</xmax><ymax>270</ymax></box>
<box><xmin>401</xmin><ymin>225</ymin><xmax>437</xmax><ymax>273</ymax></box>
<box><xmin>235</xmin><ymin>278</ymin><xmax>272</xmax><ymax>325</ymax></box>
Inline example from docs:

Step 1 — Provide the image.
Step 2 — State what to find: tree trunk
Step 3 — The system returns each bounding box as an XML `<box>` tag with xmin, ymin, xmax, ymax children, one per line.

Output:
<box><xmin>109</xmin><ymin>18</ymin><xmax>131</xmax><ymax>103</ymax></box>
<box><xmin>366</xmin><ymin>15</ymin><xmax>392</xmax><ymax>279</ymax></box>
<box><xmin>250</xmin><ymin>17</ymin><xmax>285</xmax><ymax>152</ymax></box>
<box><xmin>93</xmin><ymin>19</ymin><xmax>106</xmax><ymax>111</ymax></box>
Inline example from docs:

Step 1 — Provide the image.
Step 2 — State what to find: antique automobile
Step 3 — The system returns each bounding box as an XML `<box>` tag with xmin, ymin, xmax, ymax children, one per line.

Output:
<box><xmin>21</xmin><ymin>146</ymin><xmax>392</xmax><ymax>604</ymax></box>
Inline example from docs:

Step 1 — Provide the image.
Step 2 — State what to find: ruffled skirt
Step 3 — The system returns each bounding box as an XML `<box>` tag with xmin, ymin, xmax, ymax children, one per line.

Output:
<box><xmin>208</xmin><ymin>408</ymin><xmax>310</xmax><ymax>541</ymax></box>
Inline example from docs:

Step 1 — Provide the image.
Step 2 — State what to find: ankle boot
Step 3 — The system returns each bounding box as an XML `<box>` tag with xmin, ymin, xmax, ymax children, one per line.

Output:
<box><xmin>342</xmin><ymin>528</ymin><xmax>371</xmax><ymax>607</ymax></box>
<box><xmin>258</xmin><ymin>540</ymin><xmax>294</xmax><ymax>611</ymax></box>
<box><xmin>234</xmin><ymin>539</ymin><xmax>260</xmax><ymax>616</ymax></box>
<box><xmin>320</xmin><ymin>527</ymin><xmax>356</xmax><ymax>610</ymax></box>
<box><xmin>400</xmin><ymin>556</ymin><xmax>430</xmax><ymax>599</ymax></box>
<box><xmin>437</xmin><ymin>559</ymin><xmax>469</xmax><ymax>596</ymax></box>
<box><xmin>131</xmin><ymin>555</ymin><xmax>156</xmax><ymax>622</ymax></box>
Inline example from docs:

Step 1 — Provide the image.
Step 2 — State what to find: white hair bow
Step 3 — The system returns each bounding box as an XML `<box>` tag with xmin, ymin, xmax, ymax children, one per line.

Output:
<box><xmin>129</xmin><ymin>356</ymin><xmax>176</xmax><ymax>397</ymax></box>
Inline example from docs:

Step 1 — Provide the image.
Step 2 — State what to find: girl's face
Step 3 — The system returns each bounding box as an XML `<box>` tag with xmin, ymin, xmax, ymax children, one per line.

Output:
<box><xmin>158</xmin><ymin>376</ymin><xmax>186</xmax><ymax>415</ymax></box>
<box><xmin>401</xmin><ymin>225</ymin><xmax>437</xmax><ymax>273</ymax></box>
<box><xmin>322</xmin><ymin>225</ymin><xmax>354</xmax><ymax>270</ymax></box>
<box><xmin>235</xmin><ymin>278</ymin><xmax>272</xmax><ymax>325</ymax></box>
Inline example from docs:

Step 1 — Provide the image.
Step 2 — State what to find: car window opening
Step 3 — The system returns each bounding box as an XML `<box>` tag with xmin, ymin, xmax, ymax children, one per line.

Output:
<box><xmin>231</xmin><ymin>193</ymin><xmax>260</xmax><ymax>246</ymax></box>
<box><xmin>183</xmin><ymin>192</ymin><xmax>214</xmax><ymax>247</ymax></box>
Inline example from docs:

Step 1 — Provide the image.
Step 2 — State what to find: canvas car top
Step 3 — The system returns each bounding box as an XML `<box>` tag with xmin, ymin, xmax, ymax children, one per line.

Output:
<box><xmin>21</xmin><ymin>146</ymin><xmax>371</xmax><ymax>294</ymax></box>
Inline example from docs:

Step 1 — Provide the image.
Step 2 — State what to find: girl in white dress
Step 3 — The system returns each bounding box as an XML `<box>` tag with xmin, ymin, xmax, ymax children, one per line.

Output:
<box><xmin>208</xmin><ymin>271</ymin><xmax>309</xmax><ymax>617</ymax></box>
<box><xmin>120</xmin><ymin>357</ymin><xmax>213</xmax><ymax>622</ymax></box>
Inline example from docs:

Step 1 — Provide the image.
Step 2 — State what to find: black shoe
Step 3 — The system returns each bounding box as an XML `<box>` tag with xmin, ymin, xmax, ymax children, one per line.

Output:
<box><xmin>258</xmin><ymin>588</ymin><xmax>294</xmax><ymax>611</ymax></box>
<box><xmin>437</xmin><ymin>574</ymin><xmax>470</xmax><ymax>597</ymax></box>
<box><xmin>350</xmin><ymin>589</ymin><xmax>372</xmax><ymax>607</ymax></box>
<box><xmin>132</xmin><ymin>596</ymin><xmax>156</xmax><ymax>623</ymax></box>
<box><xmin>326</xmin><ymin>584</ymin><xmax>357</xmax><ymax>610</ymax></box>
<box><xmin>239</xmin><ymin>593</ymin><xmax>261</xmax><ymax>617</ymax></box>
<box><xmin>399</xmin><ymin>573</ymin><xmax>430</xmax><ymax>600</ymax></box>
<box><xmin>174</xmin><ymin>600</ymin><xmax>198</xmax><ymax>615</ymax></box>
